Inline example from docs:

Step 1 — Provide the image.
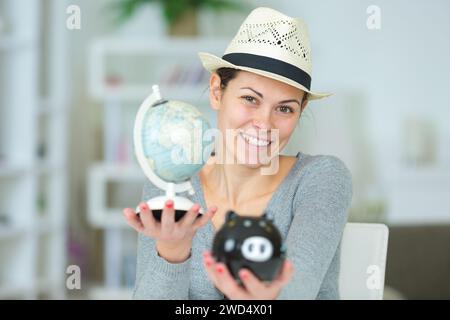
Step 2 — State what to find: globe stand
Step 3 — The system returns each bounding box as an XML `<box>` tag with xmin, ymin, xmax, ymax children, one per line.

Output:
<box><xmin>136</xmin><ymin>183</ymin><xmax>203</xmax><ymax>222</ymax></box>
<box><xmin>133</xmin><ymin>85</ymin><xmax>205</xmax><ymax>221</ymax></box>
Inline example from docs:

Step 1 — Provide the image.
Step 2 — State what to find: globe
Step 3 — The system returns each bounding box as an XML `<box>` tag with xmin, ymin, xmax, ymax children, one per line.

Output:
<box><xmin>140</xmin><ymin>99</ymin><xmax>213</xmax><ymax>183</ymax></box>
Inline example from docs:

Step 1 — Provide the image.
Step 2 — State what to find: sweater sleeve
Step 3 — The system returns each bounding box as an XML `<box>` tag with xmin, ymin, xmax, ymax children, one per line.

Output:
<box><xmin>277</xmin><ymin>155</ymin><xmax>352</xmax><ymax>300</ymax></box>
<box><xmin>132</xmin><ymin>181</ymin><xmax>192</xmax><ymax>300</ymax></box>
<box><xmin>316</xmin><ymin>242</ymin><xmax>342</xmax><ymax>299</ymax></box>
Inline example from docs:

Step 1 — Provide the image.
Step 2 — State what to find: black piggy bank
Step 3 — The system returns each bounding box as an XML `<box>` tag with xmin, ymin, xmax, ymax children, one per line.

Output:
<box><xmin>212</xmin><ymin>210</ymin><xmax>286</xmax><ymax>283</ymax></box>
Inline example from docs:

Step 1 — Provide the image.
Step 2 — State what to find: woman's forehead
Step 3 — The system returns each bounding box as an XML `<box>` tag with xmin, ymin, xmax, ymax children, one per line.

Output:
<box><xmin>229</xmin><ymin>71</ymin><xmax>304</xmax><ymax>99</ymax></box>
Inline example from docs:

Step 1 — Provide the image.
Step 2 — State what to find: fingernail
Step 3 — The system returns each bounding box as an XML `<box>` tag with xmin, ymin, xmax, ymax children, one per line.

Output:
<box><xmin>140</xmin><ymin>203</ymin><xmax>147</xmax><ymax>211</ymax></box>
<box><xmin>202</xmin><ymin>251</ymin><xmax>209</xmax><ymax>257</ymax></box>
<box><xmin>166</xmin><ymin>201</ymin><xmax>173</xmax><ymax>208</ymax></box>
<box><xmin>193</xmin><ymin>203</ymin><xmax>200</xmax><ymax>211</ymax></box>
<box><xmin>216</xmin><ymin>265</ymin><xmax>224</xmax><ymax>274</ymax></box>
<box><xmin>205</xmin><ymin>259</ymin><xmax>213</xmax><ymax>267</ymax></box>
<box><xmin>240</xmin><ymin>271</ymin><xmax>248</xmax><ymax>280</ymax></box>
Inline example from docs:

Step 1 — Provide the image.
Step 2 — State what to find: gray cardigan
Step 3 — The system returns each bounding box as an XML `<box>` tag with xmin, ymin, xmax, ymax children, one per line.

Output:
<box><xmin>132</xmin><ymin>151</ymin><xmax>353</xmax><ymax>299</ymax></box>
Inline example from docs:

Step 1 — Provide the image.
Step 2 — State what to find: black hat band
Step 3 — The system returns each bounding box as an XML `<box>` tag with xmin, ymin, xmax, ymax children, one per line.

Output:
<box><xmin>222</xmin><ymin>53</ymin><xmax>311</xmax><ymax>90</ymax></box>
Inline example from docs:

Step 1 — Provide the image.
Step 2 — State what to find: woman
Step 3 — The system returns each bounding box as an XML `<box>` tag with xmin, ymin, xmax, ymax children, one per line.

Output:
<box><xmin>123</xmin><ymin>7</ymin><xmax>352</xmax><ymax>300</ymax></box>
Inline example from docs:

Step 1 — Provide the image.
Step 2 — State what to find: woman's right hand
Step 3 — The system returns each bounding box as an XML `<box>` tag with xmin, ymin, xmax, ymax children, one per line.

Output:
<box><xmin>123</xmin><ymin>200</ymin><xmax>217</xmax><ymax>263</ymax></box>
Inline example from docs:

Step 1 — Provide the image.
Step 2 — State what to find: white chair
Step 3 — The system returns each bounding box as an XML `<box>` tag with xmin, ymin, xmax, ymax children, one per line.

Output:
<box><xmin>338</xmin><ymin>223</ymin><xmax>389</xmax><ymax>300</ymax></box>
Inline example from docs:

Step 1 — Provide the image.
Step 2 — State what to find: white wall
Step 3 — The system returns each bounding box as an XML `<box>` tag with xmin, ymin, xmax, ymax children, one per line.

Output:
<box><xmin>277</xmin><ymin>0</ymin><xmax>450</xmax><ymax>178</ymax></box>
<box><xmin>270</xmin><ymin>0</ymin><xmax>450</xmax><ymax>223</ymax></box>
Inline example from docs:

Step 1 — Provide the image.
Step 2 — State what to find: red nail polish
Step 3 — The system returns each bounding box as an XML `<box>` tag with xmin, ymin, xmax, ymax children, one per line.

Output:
<box><xmin>140</xmin><ymin>204</ymin><xmax>147</xmax><ymax>211</ymax></box>
<box><xmin>216</xmin><ymin>265</ymin><xmax>224</xmax><ymax>274</ymax></box>
<box><xmin>240</xmin><ymin>272</ymin><xmax>248</xmax><ymax>280</ymax></box>
<box><xmin>166</xmin><ymin>201</ymin><xmax>173</xmax><ymax>209</ymax></box>
<box><xmin>206</xmin><ymin>260</ymin><xmax>212</xmax><ymax>267</ymax></box>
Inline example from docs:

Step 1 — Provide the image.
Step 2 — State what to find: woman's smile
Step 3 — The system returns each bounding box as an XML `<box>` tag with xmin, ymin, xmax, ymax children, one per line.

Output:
<box><xmin>237</xmin><ymin>129</ymin><xmax>273</xmax><ymax>149</ymax></box>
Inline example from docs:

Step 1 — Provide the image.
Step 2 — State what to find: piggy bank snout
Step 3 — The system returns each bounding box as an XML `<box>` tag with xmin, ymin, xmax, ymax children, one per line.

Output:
<box><xmin>240</xmin><ymin>236</ymin><xmax>273</xmax><ymax>262</ymax></box>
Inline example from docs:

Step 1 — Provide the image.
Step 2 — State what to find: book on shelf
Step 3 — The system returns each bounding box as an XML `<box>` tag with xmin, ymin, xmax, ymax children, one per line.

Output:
<box><xmin>103</xmin><ymin>77</ymin><xmax>135</xmax><ymax>167</ymax></box>
<box><xmin>122</xmin><ymin>229</ymin><xmax>137</xmax><ymax>289</ymax></box>
<box><xmin>161</xmin><ymin>63</ymin><xmax>207</xmax><ymax>87</ymax></box>
<box><xmin>104</xmin><ymin>228</ymin><xmax>137</xmax><ymax>290</ymax></box>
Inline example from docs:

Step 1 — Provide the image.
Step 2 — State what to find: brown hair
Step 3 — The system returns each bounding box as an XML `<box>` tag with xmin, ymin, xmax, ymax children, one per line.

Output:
<box><xmin>216</xmin><ymin>67</ymin><xmax>240</xmax><ymax>90</ymax></box>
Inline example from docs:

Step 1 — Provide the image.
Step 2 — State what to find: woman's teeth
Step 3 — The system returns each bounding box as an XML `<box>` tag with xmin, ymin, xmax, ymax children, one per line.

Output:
<box><xmin>239</xmin><ymin>132</ymin><xmax>271</xmax><ymax>147</ymax></box>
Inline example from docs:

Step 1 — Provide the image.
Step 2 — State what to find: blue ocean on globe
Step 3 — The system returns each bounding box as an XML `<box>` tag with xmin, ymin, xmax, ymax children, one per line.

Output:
<box><xmin>140</xmin><ymin>100</ymin><xmax>213</xmax><ymax>183</ymax></box>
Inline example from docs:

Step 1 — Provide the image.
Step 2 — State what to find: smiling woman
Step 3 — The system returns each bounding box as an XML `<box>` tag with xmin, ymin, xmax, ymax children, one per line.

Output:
<box><xmin>125</xmin><ymin>7</ymin><xmax>353</xmax><ymax>300</ymax></box>
<box><xmin>207</xmin><ymin>69</ymin><xmax>306</xmax><ymax>169</ymax></box>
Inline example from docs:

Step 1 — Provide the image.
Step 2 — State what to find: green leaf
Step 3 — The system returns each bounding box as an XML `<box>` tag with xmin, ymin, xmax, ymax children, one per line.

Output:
<box><xmin>107</xmin><ymin>0</ymin><xmax>249</xmax><ymax>27</ymax></box>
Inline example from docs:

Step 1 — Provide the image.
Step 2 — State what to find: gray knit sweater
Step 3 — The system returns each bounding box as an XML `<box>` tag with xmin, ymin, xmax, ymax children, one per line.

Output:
<box><xmin>132</xmin><ymin>151</ymin><xmax>353</xmax><ymax>300</ymax></box>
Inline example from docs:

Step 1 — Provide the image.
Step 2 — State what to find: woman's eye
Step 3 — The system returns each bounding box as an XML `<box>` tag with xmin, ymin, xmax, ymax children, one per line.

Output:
<box><xmin>241</xmin><ymin>95</ymin><xmax>257</xmax><ymax>104</ymax></box>
<box><xmin>277</xmin><ymin>105</ymin><xmax>294</xmax><ymax>114</ymax></box>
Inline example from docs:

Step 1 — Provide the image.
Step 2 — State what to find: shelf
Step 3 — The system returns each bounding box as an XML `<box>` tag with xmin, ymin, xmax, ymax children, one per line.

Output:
<box><xmin>0</xmin><ymin>161</ymin><xmax>62</xmax><ymax>178</ymax></box>
<box><xmin>0</xmin><ymin>35</ymin><xmax>37</xmax><ymax>51</ymax></box>
<box><xmin>0</xmin><ymin>225</ymin><xmax>27</xmax><ymax>239</ymax></box>
<box><xmin>93</xmin><ymin>209</ymin><xmax>129</xmax><ymax>228</ymax></box>
<box><xmin>0</xmin><ymin>220</ymin><xmax>58</xmax><ymax>238</ymax></box>
<box><xmin>0</xmin><ymin>163</ymin><xmax>28</xmax><ymax>178</ymax></box>
<box><xmin>88</xmin><ymin>36</ymin><xmax>227</xmax><ymax>102</ymax></box>
<box><xmin>0</xmin><ymin>162</ymin><xmax>62</xmax><ymax>177</ymax></box>
<box><xmin>386</xmin><ymin>217</ymin><xmax>450</xmax><ymax>227</ymax></box>
<box><xmin>88</xmin><ymin>285</ymin><xmax>133</xmax><ymax>300</ymax></box>
<box><xmin>34</xmin><ymin>160</ymin><xmax>62</xmax><ymax>175</ymax></box>
<box><xmin>0</xmin><ymin>283</ymin><xmax>32</xmax><ymax>299</ymax></box>
<box><xmin>91</xmin><ymin>36</ymin><xmax>227</xmax><ymax>55</ymax></box>
<box><xmin>36</xmin><ymin>277</ymin><xmax>64</xmax><ymax>298</ymax></box>
<box><xmin>86</xmin><ymin>35</ymin><xmax>226</xmax><ymax>298</ymax></box>
<box><xmin>90</xmin><ymin>163</ymin><xmax>144</xmax><ymax>181</ymax></box>
<box><xmin>37</xmin><ymin>99</ymin><xmax>70</xmax><ymax>116</ymax></box>
<box><xmin>389</xmin><ymin>166</ymin><xmax>450</xmax><ymax>186</ymax></box>
<box><xmin>36</xmin><ymin>216</ymin><xmax>56</xmax><ymax>233</ymax></box>
<box><xmin>88</xmin><ymin>162</ymin><xmax>146</xmax><ymax>228</ymax></box>
<box><xmin>92</xmin><ymin>84</ymin><xmax>210</xmax><ymax>103</ymax></box>
<box><xmin>0</xmin><ymin>0</ymin><xmax>69</xmax><ymax>301</ymax></box>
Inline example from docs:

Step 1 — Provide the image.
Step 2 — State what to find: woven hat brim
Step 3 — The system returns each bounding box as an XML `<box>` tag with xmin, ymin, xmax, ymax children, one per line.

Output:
<box><xmin>198</xmin><ymin>52</ymin><xmax>332</xmax><ymax>101</ymax></box>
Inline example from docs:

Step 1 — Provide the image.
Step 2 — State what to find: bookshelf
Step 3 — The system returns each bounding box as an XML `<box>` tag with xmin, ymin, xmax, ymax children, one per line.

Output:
<box><xmin>86</xmin><ymin>36</ymin><xmax>227</xmax><ymax>299</ymax></box>
<box><xmin>0</xmin><ymin>0</ymin><xmax>69</xmax><ymax>299</ymax></box>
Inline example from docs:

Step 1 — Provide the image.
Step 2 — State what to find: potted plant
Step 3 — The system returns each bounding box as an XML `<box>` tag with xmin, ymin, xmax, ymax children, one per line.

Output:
<box><xmin>109</xmin><ymin>0</ymin><xmax>246</xmax><ymax>37</ymax></box>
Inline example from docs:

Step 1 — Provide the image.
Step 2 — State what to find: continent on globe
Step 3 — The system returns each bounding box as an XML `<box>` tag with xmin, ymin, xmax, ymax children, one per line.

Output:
<box><xmin>140</xmin><ymin>100</ymin><xmax>214</xmax><ymax>183</ymax></box>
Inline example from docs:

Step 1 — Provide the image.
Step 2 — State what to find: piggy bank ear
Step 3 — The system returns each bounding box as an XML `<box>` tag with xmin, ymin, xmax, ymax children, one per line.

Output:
<box><xmin>225</xmin><ymin>210</ymin><xmax>237</xmax><ymax>221</ymax></box>
<box><xmin>261</xmin><ymin>211</ymin><xmax>272</xmax><ymax>220</ymax></box>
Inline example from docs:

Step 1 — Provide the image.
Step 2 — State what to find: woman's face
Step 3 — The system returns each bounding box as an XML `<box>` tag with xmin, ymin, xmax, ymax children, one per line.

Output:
<box><xmin>209</xmin><ymin>70</ymin><xmax>307</xmax><ymax>168</ymax></box>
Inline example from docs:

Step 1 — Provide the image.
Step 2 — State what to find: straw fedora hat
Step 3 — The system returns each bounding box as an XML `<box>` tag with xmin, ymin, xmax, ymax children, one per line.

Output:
<box><xmin>198</xmin><ymin>7</ymin><xmax>331</xmax><ymax>100</ymax></box>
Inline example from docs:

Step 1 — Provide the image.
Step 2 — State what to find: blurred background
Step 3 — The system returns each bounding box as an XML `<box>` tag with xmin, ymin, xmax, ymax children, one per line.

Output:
<box><xmin>0</xmin><ymin>0</ymin><xmax>449</xmax><ymax>299</ymax></box>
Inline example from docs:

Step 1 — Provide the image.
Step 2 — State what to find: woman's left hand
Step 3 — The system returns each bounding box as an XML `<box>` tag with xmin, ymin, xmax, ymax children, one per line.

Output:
<box><xmin>202</xmin><ymin>250</ymin><xmax>294</xmax><ymax>300</ymax></box>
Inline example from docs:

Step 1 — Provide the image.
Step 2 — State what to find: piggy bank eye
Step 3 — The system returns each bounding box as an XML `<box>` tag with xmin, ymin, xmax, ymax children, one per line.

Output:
<box><xmin>224</xmin><ymin>239</ymin><xmax>235</xmax><ymax>252</ymax></box>
<box><xmin>241</xmin><ymin>236</ymin><xmax>273</xmax><ymax>262</ymax></box>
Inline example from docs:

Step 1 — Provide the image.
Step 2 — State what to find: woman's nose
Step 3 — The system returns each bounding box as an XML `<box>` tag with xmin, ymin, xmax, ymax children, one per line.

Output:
<box><xmin>252</xmin><ymin>110</ymin><xmax>272</xmax><ymax>130</ymax></box>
